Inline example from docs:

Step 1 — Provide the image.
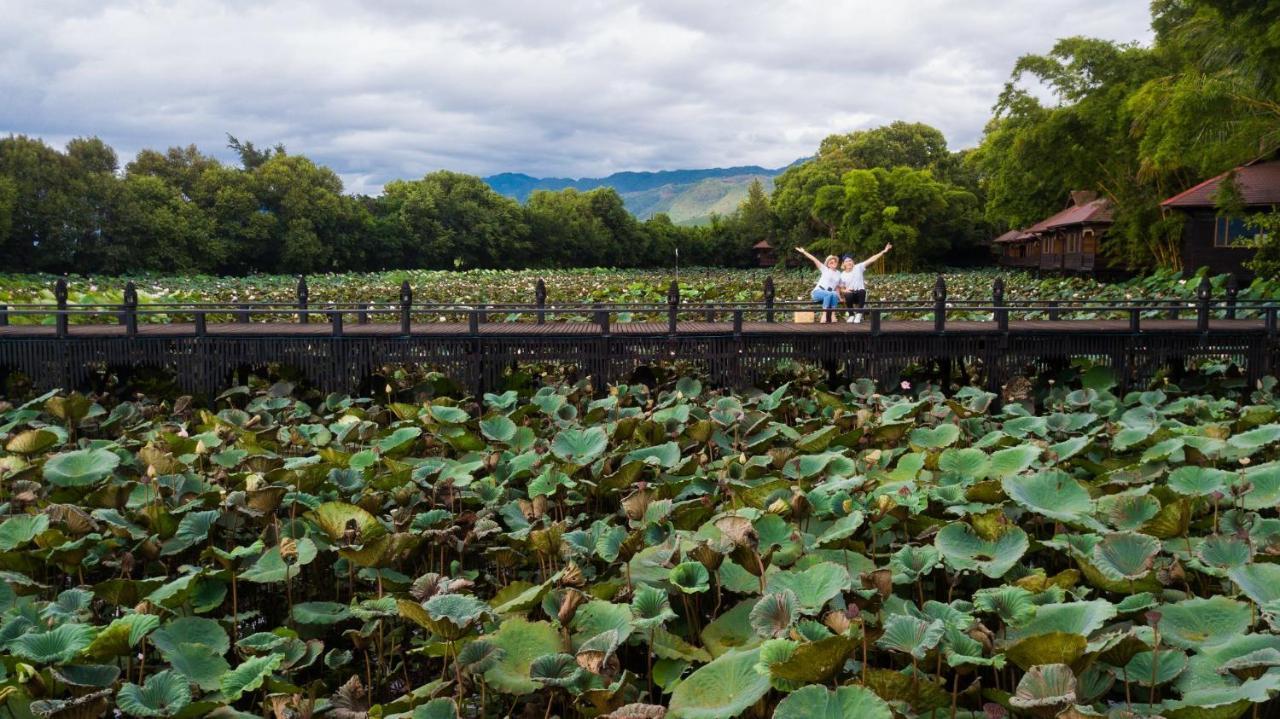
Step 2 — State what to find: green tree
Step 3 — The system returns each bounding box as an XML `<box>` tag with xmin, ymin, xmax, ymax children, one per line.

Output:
<box><xmin>384</xmin><ymin>171</ymin><xmax>530</xmax><ymax>269</ymax></box>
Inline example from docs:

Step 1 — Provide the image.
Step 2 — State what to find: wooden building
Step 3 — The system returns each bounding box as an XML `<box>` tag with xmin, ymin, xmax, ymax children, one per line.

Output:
<box><xmin>752</xmin><ymin>240</ymin><xmax>778</xmax><ymax>267</ymax></box>
<box><xmin>995</xmin><ymin>191</ymin><xmax>1112</xmax><ymax>274</ymax></box>
<box><xmin>1161</xmin><ymin>158</ymin><xmax>1280</xmax><ymax>280</ymax></box>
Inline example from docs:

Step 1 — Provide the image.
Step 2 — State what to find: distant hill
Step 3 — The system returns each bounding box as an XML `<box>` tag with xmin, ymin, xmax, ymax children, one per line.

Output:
<box><xmin>485</xmin><ymin>164</ymin><xmax>794</xmax><ymax>225</ymax></box>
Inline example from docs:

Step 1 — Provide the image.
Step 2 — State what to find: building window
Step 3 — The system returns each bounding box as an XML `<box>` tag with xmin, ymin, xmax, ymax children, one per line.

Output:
<box><xmin>1214</xmin><ymin>215</ymin><xmax>1264</xmax><ymax>248</ymax></box>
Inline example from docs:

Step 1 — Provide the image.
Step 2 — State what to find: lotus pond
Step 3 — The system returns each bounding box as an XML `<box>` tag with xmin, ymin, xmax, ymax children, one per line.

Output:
<box><xmin>2</xmin><ymin>369</ymin><xmax>1280</xmax><ymax>718</ymax></box>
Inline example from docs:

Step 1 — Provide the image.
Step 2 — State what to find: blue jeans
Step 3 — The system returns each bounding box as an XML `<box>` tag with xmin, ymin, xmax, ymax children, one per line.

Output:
<box><xmin>810</xmin><ymin>288</ymin><xmax>840</xmax><ymax>309</ymax></box>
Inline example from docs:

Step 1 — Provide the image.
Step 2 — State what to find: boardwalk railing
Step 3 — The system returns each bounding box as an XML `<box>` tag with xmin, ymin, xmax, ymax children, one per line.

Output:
<box><xmin>1</xmin><ymin>275</ymin><xmax>1277</xmax><ymax>396</ymax></box>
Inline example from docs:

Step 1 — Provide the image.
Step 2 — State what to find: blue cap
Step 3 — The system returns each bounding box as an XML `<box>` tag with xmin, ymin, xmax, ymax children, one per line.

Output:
<box><xmin>841</xmin><ymin>255</ymin><xmax>853</xmax><ymax>262</ymax></box>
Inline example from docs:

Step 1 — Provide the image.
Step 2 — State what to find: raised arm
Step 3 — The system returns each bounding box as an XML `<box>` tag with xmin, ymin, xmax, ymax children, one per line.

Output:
<box><xmin>794</xmin><ymin>246</ymin><xmax>824</xmax><ymax>271</ymax></box>
<box><xmin>859</xmin><ymin>242</ymin><xmax>893</xmax><ymax>266</ymax></box>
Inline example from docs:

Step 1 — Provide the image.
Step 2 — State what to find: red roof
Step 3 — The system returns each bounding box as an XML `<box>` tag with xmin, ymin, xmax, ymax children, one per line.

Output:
<box><xmin>752</xmin><ymin>240</ymin><xmax>774</xmax><ymax>249</ymax></box>
<box><xmin>1162</xmin><ymin>158</ymin><xmax>1280</xmax><ymax>209</ymax></box>
<box><xmin>993</xmin><ymin>230</ymin><xmax>1022</xmax><ymax>243</ymax></box>
<box><xmin>1026</xmin><ymin>197</ymin><xmax>1112</xmax><ymax>233</ymax></box>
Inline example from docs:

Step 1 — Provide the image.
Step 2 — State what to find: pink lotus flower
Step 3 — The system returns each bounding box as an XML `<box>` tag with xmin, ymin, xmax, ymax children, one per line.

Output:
<box><xmin>900</xmin><ymin>381</ymin><xmax>911</xmax><ymax>391</ymax></box>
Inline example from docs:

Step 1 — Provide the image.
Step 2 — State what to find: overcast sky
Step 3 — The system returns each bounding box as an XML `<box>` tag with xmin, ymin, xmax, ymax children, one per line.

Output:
<box><xmin>0</xmin><ymin>0</ymin><xmax>1153</xmax><ymax>195</ymax></box>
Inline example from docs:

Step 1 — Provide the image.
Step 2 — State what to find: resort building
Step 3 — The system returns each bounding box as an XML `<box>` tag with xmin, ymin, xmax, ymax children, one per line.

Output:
<box><xmin>1161</xmin><ymin>157</ymin><xmax>1279</xmax><ymax>280</ymax></box>
<box><xmin>995</xmin><ymin>191</ymin><xmax>1112</xmax><ymax>274</ymax></box>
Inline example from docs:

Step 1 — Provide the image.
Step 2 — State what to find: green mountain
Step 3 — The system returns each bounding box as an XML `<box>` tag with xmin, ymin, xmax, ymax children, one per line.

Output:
<box><xmin>484</xmin><ymin>165</ymin><xmax>788</xmax><ymax>225</ymax></box>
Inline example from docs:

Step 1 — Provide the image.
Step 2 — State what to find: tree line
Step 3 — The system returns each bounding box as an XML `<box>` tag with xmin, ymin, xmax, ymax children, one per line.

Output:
<box><xmin>1</xmin><ymin>0</ymin><xmax>1274</xmax><ymax>276</ymax></box>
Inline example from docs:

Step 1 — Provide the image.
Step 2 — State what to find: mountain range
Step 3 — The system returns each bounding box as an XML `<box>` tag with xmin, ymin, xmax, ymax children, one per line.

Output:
<box><xmin>484</xmin><ymin>164</ymin><xmax>795</xmax><ymax>226</ymax></box>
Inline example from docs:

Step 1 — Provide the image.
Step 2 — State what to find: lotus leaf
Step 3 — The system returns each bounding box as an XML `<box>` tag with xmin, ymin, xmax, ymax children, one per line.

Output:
<box><xmin>0</xmin><ymin>513</ymin><xmax>50</xmax><ymax>551</ymax></box>
<box><xmin>1010</xmin><ymin>663</ymin><xmax>1077</xmax><ymax>710</ymax></box>
<box><xmin>764</xmin><ymin>562</ymin><xmax>848</xmax><ymax>613</ymax></box>
<box><xmin>484</xmin><ymin>617</ymin><xmax>564</xmax><ymax>695</ymax></box>
<box><xmin>1002</xmin><ymin>470</ymin><xmax>1094</xmax><ymax>524</ymax></box>
<box><xmin>935</xmin><ymin>522</ymin><xmax>1029</xmax><ymax>578</ymax></box>
<box><xmin>1122</xmin><ymin>649</ymin><xmax>1189</xmax><ymax>686</ymax></box>
<box><xmin>43</xmin><ymin>448</ymin><xmax>119</xmax><ymax>487</ymax></box>
<box><xmin>221</xmin><ymin>653</ymin><xmax>283</xmax><ymax>700</ymax></box>
<box><xmin>1091</xmin><ymin>532</ymin><xmax>1161</xmax><ymax>582</ymax></box>
<box><xmin>551</xmin><ymin>426</ymin><xmax>609</xmax><ymax>464</ymax></box>
<box><xmin>117</xmin><ymin>670</ymin><xmax>191</xmax><ymax>717</ymax></box>
<box><xmin>878</xmin><ymin>614</ymin><xmax>945</xmax><ymax>659</ymax></box>
<box><xmin>1158</xmin><ymin>596</ymin><xmax>1252</xmax><ymax>649</ymax></box>
<box><xmin>667</xmin><ymin>648</ymin><xmax>770</xmax><ymax>719</ymax></box>
<box><xmin>669</xmin><ymin>562</ymin><xmax>712</xmax><ymax>594</ymax></box>
<box><xmin>1167</xmin><ymin>466</ymin><xmax>1235</xmax><ymax>497</ymax></box>
<box><xmin>750</xmin><ymin>590</ymin><xmax>799</xmax><ymax>638</ymax></box>
<box><xmin>530</xmin><ymin>652</ymin><xmax>585</xmax><ymax>688</ymax></box>
<box><xmin>9</xmin><ymin>623</ymin><xmax>96</xmax><ymax>664</ymax></box>
<box><xmin>632</xmin><ymin>584</ymin><xmax>677</xmax><ymax>630</ymax></box>
<box><xmin>772</xmin><ymin>683</ymin><xmax>893</xmax><ymax>719</ymax></box>
<box><xmin>412</xmin><ymin>698</ymin><xmax>460</xmax><ymax>719</ymax></box>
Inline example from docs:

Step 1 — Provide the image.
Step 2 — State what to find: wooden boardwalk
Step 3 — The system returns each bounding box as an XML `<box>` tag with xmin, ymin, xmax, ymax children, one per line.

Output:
<box><xmin>1</xmin><ymin>275</ymin><xmax>1276</xmax><ymax>395</ymax></box>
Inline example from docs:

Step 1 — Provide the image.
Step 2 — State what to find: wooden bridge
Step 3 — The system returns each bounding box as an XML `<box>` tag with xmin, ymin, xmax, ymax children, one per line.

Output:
<box><xmin>0</xmin><ymin>276</ymin><xmax>1276</xmax><ymax>396</ymax></box>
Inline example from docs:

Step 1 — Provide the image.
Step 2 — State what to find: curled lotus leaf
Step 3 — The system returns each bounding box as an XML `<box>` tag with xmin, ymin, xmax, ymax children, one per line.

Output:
<box><xmin>1097</xmin><ymin>492</ymin><xmax>1161</xmax><ymax>531</ymax></box>
<box><xmin>484</xmin><ymin>617</ymin><xmax>564</xmax><ymax>695</ymax></box>
<box><xmin>987</xmin><ymin>444</ymin><xmax>1041</xmax><ymax>479</ymax></box>
<box><xmin>5</xmin><ymin>428</ymin><xmax>58</xmax><ymax>455</ymax></box>
<box><xmin>972</xmin><ymin>585</ymin><xmax>1037</xmax><ymax>627</ymax></box>
<box><xmin>631</xmin><ymin>584</ymin><xmax>677</xmax><ymax>630</ymax></box>
<box><xmin>529</xmin><ymin>652</ymin><xmax>585</xmax><ymax>689</ymax></box>
<box><xmin>1010</xmin><ymin>663</ymin><xmax>1077</xmax><ymax>710</ymax></box>
<box><xmin>307</xmin><ymin>502</ymin><xmax>387</xmax><ymax>544</ymax></box>
<box><xmin>1195</xmin><ymin>534</ymin><xmax>1253</xmax><ymax>570</ymax></box>
<box><xmin>772</xmin><ymin>684</ymin><xmax>894</xmax><ymax>719</ymax></box>
<box><xmin>1228</xmin><ymin>563</ymin><xmax>1280</xmax><ymax>606</ymax></box>
<box><xmin>116</xmin><ymin>670</ymin><xmax>191</xmax><ymax>718</ymax></box>
<box><xmin>749</xmin><ymin>590</ymin><xmax>799</xmax><ymax>638</ymax></box>
<box><xmin>551</xmin><ymin>426</ymin><xmax>609</xmax><ymax>465</ymax></box>
<box><xmin>1157</xmin><ymin>596</ymin><xmax>1253</xmax><ymax>650</ymax></box>
<box><xmin>669</xmin><ymin>562</ymin><xmax>711</xmax><ymax>594</ymax></box>
<box><xmin>1120</xmin><ymin>649</ymin><xmax>1189</xmax><ymax>686</ymax></box>
<box><xmin>764</xmin><ymin>562</ymin><xmax>849</xmax><ymax>614</ymax></box>
<box><xmin>456</xmin><ymin>638</ymin><xmax>505</xmax><ymax>675</ymax></box>
<box><xmin>877</xmin><ymin>614</ymin><xmax>945</xmax><ymax>660</ymax></box>
<box><xmin>935</xmin><ymin>522</ymin><xmax>1029</xmax><ymax>578</ymax></box>
<box><xmin>1090</xmin><ymin>532</ymin><xmax>1161</xmax><ymax>582</ymax></box>
<box><xmin>10</xmin><ymin>623</ymin><xmax>96</xmax><ymax>665</ymax></box>
<box><xmin>29</xmin><ymin>689</ymin><xmax>113</xmax><ymax>719</ymax></box>
<box><xmin>889</xmin><ymin>544</ymin><xmax>941</xmax><ymax>584</ymax></box>
<box><xmin>1167</xmin><ymin>466</ymin><xmax>1235</xmax><ymax>497</ymax></box>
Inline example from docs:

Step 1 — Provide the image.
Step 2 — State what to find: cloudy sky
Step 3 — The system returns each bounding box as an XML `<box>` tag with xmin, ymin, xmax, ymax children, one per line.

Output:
<box><xmin>0</xmin><ymin>0</ymin><xmax>1153</xmax><ymax>194</ymax></box>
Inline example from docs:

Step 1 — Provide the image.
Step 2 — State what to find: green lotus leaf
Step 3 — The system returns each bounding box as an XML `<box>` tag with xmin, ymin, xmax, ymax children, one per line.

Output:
<box><xmin>772</xmin><ymin>683</ymin><xmax>893</xmax><ymax>719</ymax></box>
<box><xmin>1091</xmin><ymin>532</ymin><xmax>1161</xmax><ymax>582</ymax></box>
<box><xmin>935</xmin><ymin>522</ymin><xmax>1029</xmax><ymax>578</ymax></box>
<box><xmin>860</xmin><ymin>667</ymin><xmax>951</xmax><ymax>713</ymax></box>
<box><xmin>1115</xmin><ymin>592</ymin><xmax>1158</xmax><ymax>614</ymax></box>
<box><xmin>220</xmin><ymin>653</ymin><xmax>284</xmax><ymax>701</ymax></box>
<box><xmin>240</xmin><ymin>538</ymin><xmax>318</xmax><ymax>583</ymax></box>
<box><xmin>1010</xmin><ymin>663</ymin><xmax>1077</xmax><ymax>710</ymax></box>
<box><xmin>624</xmin><ymin>441</ymin><xmax>682</xmax><ymax>468</ymax></box>
<box><xmin>1121</xmin><ymin>649</ymin><xmax>1188</xmax><ymax>686</ymax></box>
<box><xmin>82</xmin><ymin>614</ymin><xmax>159</xmax><ymax>659</ymax></box>
<box><xmin>52</xmin><ymin>663</ymin><xmax>120</xmax><ymax>688</ymax></box>
<box><xmin>1158</xmin><ymin>597</ymin><xmax>1253</xmax><ymax>649</ymax></box>
<box><xmin>1217</xmin><ymin>648</ymin><xmax>1280</xmax><ymax>679</ymax></box>
<box><xmin>421</xmin><ymin>593</ymin><xmax>490</xmax><ymax>639</ymax></box>
<box><xmin>764</xmin><ymin>562</ymin><xmax>848</xmax><ymax>613</ymax></box>
<box><xmin>43</xmin><ymin>448</ymin><xmax>120</xmax><ymax>487</ymax></box>
<box><xmin>160</xmin><ymin>510</ymin><xmax>220</xmax><ymax>555</ymax></box>
<box><xmin>750</xmin><ymin>590</ymin><xmax>799</xmax><ymax>638</ymax></box>
<box><xmin>1227</xmin><ymin>424</ymin><xmax>1280</xmax><ymax>451</ymax></box>
<box><xmin>631</xmin><ymin>584</ymin><xmax>677</xmax><ymax>630</ymax></box>
<box><xmin>307</xmin><ymin>502</ymin><xmax>387</xmax><ymax>543</ymax></box>
<box><xmin>349</xmin><ymin>449</ymin><xmax>378</xmax><ymax>470</ymax></box>
<box><xmin>910</xmin><ymin>424</ymin><xmax>960</xmax><ymax>450</ymax></box>
<box><xmin>484</xmin><ymin>617</ymin><xmax>564</xmax><ymax>695</ymax></box>
<box><xmin>972</xmin><ymin>585</ymin><xmax>1037</xmax><ymax>626</ymax></box>
<box><xmin>889</xmin><ymin>545</ymin><xmax>941</xmax><ymax>584</ymax></box>
<box><xmin>1009</xmin><ymin>600</ymin><xmax>1117</xmax><ymax>639</ymax></box>
<box><xmin>0</xmin><ymin>513</ymin><xmax>50</xmax><ymax>551</ymax></box>
<box><xmin>551</xmin><ymin>426</ymin><xmax>609</xmax><ymax>465</ymax></box>
<box><xmin>938</xmin><ymin>447</ymin><xmax>991</xmax><ymax>479</ymax></box>
<box><xmin>292</xmin><ymin>601</ymin><xmax>352</xmax><ymax>625</ymax></box>
<box><xmin>1006</xmin><ymin>632</ymin><xmax>1089</xmax><ymax>672</ymax></box>
<box><xmin>701</xmin><ymin>598</ymin><xmax>762</xmax><ymax>658</ymax></box>
<box><xmin>651</xmin><ymin>627</ymin><xmax>713</xmax><ymax>663</ymax></box>
<box><xmin>456</xmin><ymin>638</ymin><xmax>504</xmax><ymax>674</ymax></box>
<box><xmin>877</xmin><ymin>615</ymin><xmax>944</xmax><ymax>660</ymax></box>
<box><xmin>1167</xmin><ymin>466</ymin><xmax>1235</xmax><ymax>497</ymax></box>
<box><xmin>1097</xmin><ymin>492</ymin><xmax>1162</xmax><ymax>531</ymax></box>
<box><xmin>10</xmin><ymin>623</ymin><xmax>96</xmax><ymax>665</ymax></box>
<box><xmin>117</xmin><ymin>670</ymin><xmax>191</xmax><ymax>718</ymax></box>
<box><xmin>150</xmin><ymin>617</ymin><xmax>230</xmax><ymax>656</ymax></box>
<box><xmin>571</xmin><ymin>600</ymin><xmax>635</xmax><ymax>644</ymax></box>
<box><xmin>670</xmin><ymin>562</ymin><xmax>712</xmax><ymax>594</ymax></box>
<box><xmin>411</xmin><ymin>698</ymin><xmax>459</xmax><ymax>719</ymax></box>
<box><xmin>480</xmin><ymin>415</ymin><xmax>517</xmax><ymax>442</ymax></box>
<box><xmin>428</xmin><ymin>404</ymin><xmax>470</xmax><ymax>424</ymax></box>
<box><xmin>813</xmin><ymin>512</ymin><xmax>864</xmax><ymax>547</ymax></box>
<box><xmin>1229</xmin><ymin>564</ymin><xmax>1280</xmax><ymax>606</ymax></box>
<box><xmin>29</xmin><ymin>689</ymin><xmax>114</xmax><ymax>719</ymax></box>
<box><xmin>376</xmin><ymin>426</ymin><xmax>422</xmax><ymax>454</ymax></box>
<box><xmin>667</xmin><ymin>648</ymin><xmax>769</xmax><ymax>719</ymax></box>
<box><xmin>987</xmin><ymin>444</ymin><xmax>1041</xmax><ymax>479</ymax></box>
<box><xmin>1002</xmin><ymin>470</ymin><xmax>1094</xmax><ymax>524</ymax></box>
<box><xmin>163</xmin><ymin>642</ymin><xmax>230</xmax><ymax>692</ymax></box>
<box><xmin>529</xmin><ymin>652</ymin><xmax>585</xmax><ymax>688</ymax></box>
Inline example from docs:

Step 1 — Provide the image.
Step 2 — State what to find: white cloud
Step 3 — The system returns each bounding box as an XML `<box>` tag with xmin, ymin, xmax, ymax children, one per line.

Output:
<box><xmin>0</xmin><ymin>0</ymin><xmax>1153</xmax><ymax>192</ymax></box>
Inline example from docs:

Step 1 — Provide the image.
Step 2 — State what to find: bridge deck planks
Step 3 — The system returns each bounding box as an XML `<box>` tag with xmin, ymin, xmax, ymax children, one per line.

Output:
<box><xmin>0</xmin><ymin>318</ymin><xmax>1268</xmax><ymax>338</ymax></box>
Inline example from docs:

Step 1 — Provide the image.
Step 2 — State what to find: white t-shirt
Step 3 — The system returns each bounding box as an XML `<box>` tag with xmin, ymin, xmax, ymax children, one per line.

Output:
<box><xmin>840</xmin><ymin>263</ymin><xmax>867</xmax><ymax>291</ymax></box>
<box><xmin>814</xmin><ymin>267</ymin><xmax>841</xmax><ymax>291</ymax></box>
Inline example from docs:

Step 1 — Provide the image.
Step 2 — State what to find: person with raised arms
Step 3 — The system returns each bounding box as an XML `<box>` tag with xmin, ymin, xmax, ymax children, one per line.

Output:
<box><xmin>794</xmin><ymin>246</ymin><xmax>843</xmax><ymax>323</ymax></box>
<box><xmin>839</xmin><ymin>243</ymin><xmax>892</xmax><ymax>323</ymax></box>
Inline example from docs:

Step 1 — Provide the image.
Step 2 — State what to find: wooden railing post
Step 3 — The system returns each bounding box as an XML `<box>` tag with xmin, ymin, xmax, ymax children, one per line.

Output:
<box><xmin>1129</xmin><ymin>307</ymin><xmax>1141</xmax><ymax>333</ymax></box>
<box><xmin>1225</xmin><ymin>274</ymin><xmax>1238</xmax><ymax>320</ymax></box>
<box><xmin>993</xmin><ymin>276</ymin><xmax>1007</xmax><ymax>332</ymax></box>
<box><xmin>1266</xmin><ymin>306</ymin><xmax>1277</xmax><ymax>338</ymax></box>
<box><xmin>297</xmin><ymin>275</ymin><xmax>309</xmax><ymax>324</ymax></box>
<box><xmin>237</xmin><ymin>303</ymin><xmax>250</xmax><ymax>324</ymax></box>
<box><xmin>535</xmin><ymin>279</ymin><xmax>547</xmax><ymax>325</ymax></box>
<box><xmin>123</xmin><ymin>281</ymin><xmax>138</xmax><ymax>337</ymax></box>
<box><xmin>763</xmin><ymin>276</ymin><xmax>775</xmax><ymax>323</ymax></box>
<box><xmin>595</xmin><ymin>302</ymin><xmax>610</xmax><ymax>337</ymax></box>
<box><xmin>1047</xmin><ymin>300</ymin><xmax>1060</xmax><ymax>320</ymax></box>
<box><xmin>733</xmin><ymin>309</ymin><xmax>743</xmax><ymax>336</ymax></box>
<box><xmin>195</xmin><ymin>311</ymin><xmax>207</xmax><ymax>336</ymax></box>
<box><xmin>870</xmin><ymin>309</ymin><xmax>881</xmax><ymax>336</ymax></box>
<box><xmin>399</xmin><ymin>281</ymin><xmax>412</xmax><ymax>336</ymax></box>
<box><xmin>667</xmin><ymin>280</ymin><xmax>679</xmax><ymax>335</ymax></box>
<box><xmin>0</xmin><ymin>303</ymin><xmax>7</xmax><ymax>327</ymax></box>
<box><xmin>932</xmin><ymin>274</ymin><xmax>946</xmax><ymax>333</ymax></box>
<box><xmin>468</xmin><ymin>309</ymin><xmax>480</xmax><ymax>336</ymax></box>
<box><xmin>358</xmin><ymin>304</ymin><xmax>369</xmax><ymax>324</ymax></box>
<box><xmin>331</xmin><ymin>308</ymin><xmax>343</xmax><ymax>337</ymax></box>
<box><xmin>55</xmin><ymin>277</ymin><xmax>68</xmax><ymax>338</ymax></box>
<box><xmin>1196</xmin><ymin>275</ymin><xmax>1212</xmax><ymax>332</ymax></box>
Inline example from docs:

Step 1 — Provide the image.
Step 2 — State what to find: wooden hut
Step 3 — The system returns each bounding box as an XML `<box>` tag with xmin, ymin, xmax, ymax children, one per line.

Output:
<box><xmin>752</xmin><ymin>240</ymin><xmax>778</xmax><ymax>267</ymax></box>
<box><xmin>995</xmin><ymin>191</ymin><xmax>1111</xmax><ymax>274</ymax></box>
<box><xmin>1161</xmin><ymin>157</ymin><xmax>1279</xmax><ymax>280</ymax></box>
<box><xmin>994</xmin><ymin>229</ymin><xmax>1038</xmax><ymax>269</ymax></box>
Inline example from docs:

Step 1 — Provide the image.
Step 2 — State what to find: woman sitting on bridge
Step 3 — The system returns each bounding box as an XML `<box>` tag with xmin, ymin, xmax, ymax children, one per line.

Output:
<box><xmin>795</xmin><ymin>246</ymin><xmax>843</xmax><ymax>323</ymax></box>
<box><xmin>839</xmin><ymin>243</ymin><xmax>892</xmax><ymax>323</ymax></box>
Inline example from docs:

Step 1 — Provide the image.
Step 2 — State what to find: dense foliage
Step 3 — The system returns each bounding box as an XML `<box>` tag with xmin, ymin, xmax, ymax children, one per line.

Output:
<box><xmin>971</xmin><ymin>0</ymin><xmax>1280</xmax><ymax>270</ymax></box>
<box><xmin>2</xmin><ymin>368</ymin><xmax>1280</xmax><ymax>718</ymax></box>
